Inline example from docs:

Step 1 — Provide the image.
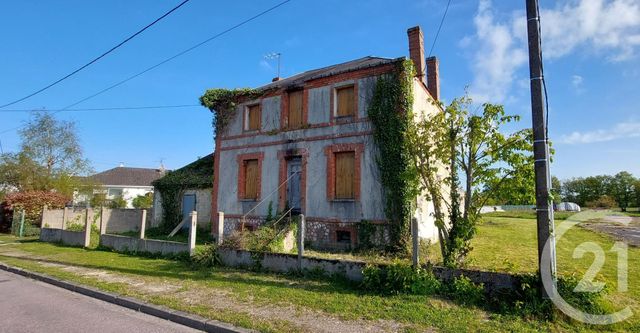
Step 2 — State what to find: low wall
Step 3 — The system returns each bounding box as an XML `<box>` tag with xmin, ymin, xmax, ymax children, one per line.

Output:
<box><xmin>41</xmin><ymin>207</ymin><xmax>150</xmax><ymax>234</ymax></box>
<box><xmin>100</xmin><ymin>234</ymin><xmax>190</xmax><ymax>256</ymax></box>
<box><xmin>40</xmin><ymin>227</ymin><xmax>88</xmax><ymax>247</ymax></box>
<box><xmin>217</xmin><ymin>248</ymin><xmax>519</xmax><ymax>292</ymax></box>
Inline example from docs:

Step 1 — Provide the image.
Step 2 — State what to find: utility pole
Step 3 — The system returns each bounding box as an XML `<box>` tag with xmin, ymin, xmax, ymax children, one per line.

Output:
<box><xmin>526</xmin><ymin>0</ymin><xmax>557</xmax><ymax>298</ymax></box>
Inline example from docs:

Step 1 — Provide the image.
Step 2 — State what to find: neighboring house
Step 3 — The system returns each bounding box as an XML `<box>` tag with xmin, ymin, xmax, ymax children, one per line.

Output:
<box><xmin>208</xmin><ymin>26</ymin><xmax>446</xmax><ymax>249</ymax></box>
<box><xmin>151</xmin><ymin>154</ymin><xmax>213</xmax><ymax>229</ymax></box>
<box><xmin>88</xmin><ymin>166</ymin><xmax>166</xmax><ymax>208</ymax></box>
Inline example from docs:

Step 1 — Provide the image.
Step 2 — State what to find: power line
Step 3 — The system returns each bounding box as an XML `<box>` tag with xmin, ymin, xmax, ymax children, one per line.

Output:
<box><xmin>61</xmin><ymin>0</ymin><xmax>293</xmax><ymax>111</ymax></box>
<box><xmin>428</xmin><ymin>0</ymin><xmax>452</xmax><ymax>57</ymax></box>
<box><xmin>0</xmin><ymin>104</ymin><xmax>200</xmax><ymax>113</ymax></box>
<box><xmin>0</xmin><ymin>0</ymin><xmax>293</xmax><ymax>135</ymax></box>
<box><xmin>0</xmin><ymin>0</ymin><xmax>192</xmax><ymax>109</ymax></box>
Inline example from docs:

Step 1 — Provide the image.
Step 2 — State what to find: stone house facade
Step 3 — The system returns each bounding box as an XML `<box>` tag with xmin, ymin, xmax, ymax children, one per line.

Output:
<box><xmin>210</xmin><ymin>26</ymin><xmax>444</xmax><ymax>249</ymax></box>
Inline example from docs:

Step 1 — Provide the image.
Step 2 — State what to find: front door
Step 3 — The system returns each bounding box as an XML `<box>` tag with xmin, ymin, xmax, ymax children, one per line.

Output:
<box><xmin>181</xmin><ymin>194</ymin><xmax>196</xmax><ymax>229</ymax></box>
<box><xmin>286</xmin><ymin>158</ymin><xmax>302</xmax><ymax>214</ymax></box>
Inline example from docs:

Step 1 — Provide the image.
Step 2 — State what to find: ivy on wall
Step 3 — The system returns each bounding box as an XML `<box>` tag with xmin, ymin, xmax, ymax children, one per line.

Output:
<box><xmin>199</xmin><ymin>88</ymin><xmax>263</xmax><ymax>137</ymax></box>
<box><xmin>367</xmin><ymin>59</ymin><xmax>419</xmax><ymax>253</ymax></box>
<box><xmin>152</xmin><ymin>154</ymin><xmax>214</xmax><ymax>231</ymax></box>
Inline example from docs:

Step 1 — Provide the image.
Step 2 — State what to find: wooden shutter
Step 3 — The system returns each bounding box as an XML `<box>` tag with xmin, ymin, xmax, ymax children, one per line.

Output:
<box><xmin>335</xmin><ymin>152</ymin><xmax>355</xmax><ymax>199</ymax></box>
<box><xmin>247</xmin><ymin>105</ymin><xmax>260</xmax><ymax>131</ymax></box>
<box><xmin>336</xmin><ymin>86</ymin><xmax>355</xmax><ymax>117</ymax></box>
<box><xmin>288</xmin><ymin>90</ymin><xmax>303</xmax><ymax>128</ymax></box>
<box><xmin>244</xmin><ymin>159</ymin><xmax>259</xmax><ymax>199</ymax></box>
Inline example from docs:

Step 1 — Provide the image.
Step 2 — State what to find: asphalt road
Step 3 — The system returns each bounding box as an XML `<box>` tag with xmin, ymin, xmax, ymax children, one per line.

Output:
<box><xmin>0</xmin><ymin>270</ymin><xmax>201</xmax><ymax>333</ymax></box>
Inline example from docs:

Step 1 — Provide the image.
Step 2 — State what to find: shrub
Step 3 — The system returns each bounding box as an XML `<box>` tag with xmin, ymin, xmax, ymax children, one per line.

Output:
<box><xmin>585</xmin><ymin>195</ymin><xmax>617</xmax><ymax>209</ymax></box>
<box><xmin>132</xmin><ymin>193</ymin><xmax>153</xmax><ymax>209</ymax></box>
<box><xmin>109</xmin><ymin>196</ymin><xmax>127</xmax><ymax>209</ymax></box>
<box><xmin>444</xmin><ymin>275</ymin><xmax>484</xmax><ymax>306</ymax></box>
<box><xmin>3</xmin><ymin>191</ymin><xmax>69</xmax><ymax>224</ymax></box>
<box><xmin>191</xmin><ymin>244</ymin><xmax>221</xmax><ymax>268</ymax></box>
<box><xmin>361</xmin><ymin>262</ymin><xmax>441</xmax><ymax>295</ymax></box>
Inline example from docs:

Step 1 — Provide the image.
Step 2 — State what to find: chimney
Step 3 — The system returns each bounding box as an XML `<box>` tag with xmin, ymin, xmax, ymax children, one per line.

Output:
<box><xmin>272</xmin><ymin>77</ymin><xmax>281</xmax><ymax>82</ymax></box>
<box><xmin>118</xmin><ymin>162</ymin><xmax>124</xmax><ymax>167</ymax></box>
<box><xmin>426</xmin><ymin>56</ymin><xmax>440</xmax><ymax>101</ymax></box>
<box><xmin>407</xmin><ymin>26</ymin><xmax>426</xmax><ymax>82</ymax></box>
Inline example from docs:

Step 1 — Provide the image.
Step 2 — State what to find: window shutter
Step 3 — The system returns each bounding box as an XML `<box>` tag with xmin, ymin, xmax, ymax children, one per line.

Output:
<box><xmin>247</xmin><ymin>105</ymin><xmax>260</xmax><ymax>131</ymax></box>
<box><xmin>336</xmin><ymin>86</ymin><xmax>355</xmax><ymax>117</ymax></box>
<box><xmin>288</xmin><ymin>90</ymin><xmax>303</xmax><ymax>128</ymax></box>
<box><xmin>244</xmin><ymin>159</ymin><xmax>259</xmax><ymax>199</ymax></box>
<box><xmin>334</xmin><ymin>152</ymin><xmax>355</xmax><ymax>199</ymax></box>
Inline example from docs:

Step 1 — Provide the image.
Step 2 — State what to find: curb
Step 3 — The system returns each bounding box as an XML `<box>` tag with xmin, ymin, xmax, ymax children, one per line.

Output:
<box><xmin>0</xmin><ymin>263</ymin><xmax>253</xmax><ymax>333</ymax></box>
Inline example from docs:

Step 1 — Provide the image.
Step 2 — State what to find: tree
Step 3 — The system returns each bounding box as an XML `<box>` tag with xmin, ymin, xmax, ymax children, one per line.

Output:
<box><xmin>610</xmin><ymin>171</ymin><xmax>637</xmax><ymax>212</ymax></box>
<box><xmin>0</xmin><ymin>112</ymin><xmax>92</xmax><ymax>197</ymax></box>
<box><xmin>551</xmin><ymin>176</ymin><xmax>562</xmax><ymax>204</ymax></box>
<box><xmin>562</xmin><ymin>175</ymin><xmax>613</xmax><ymax>206</ymax></box>
<box><xmin>132</xmin><ymin>193</ymin><xmax>153</xmax><ymax>209</ymax></box>
<box><xmin>634</xmin><ymin>179</ymin><xmax>640</xmax><ymax>209</ymax></box>
<box><xmin>407</xmin><ymin>93</ymin><xmax>532</xmax><ymax>266</ymax></box>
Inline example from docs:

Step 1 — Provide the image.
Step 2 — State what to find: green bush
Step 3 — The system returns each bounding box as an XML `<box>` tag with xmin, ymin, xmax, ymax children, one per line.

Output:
<box><xmin>585</xmin><ymin>195</ymin><xmax>617</xmax><ymax>209</ymax></box>
<box><xmin>132</xmin><ymin>193</ymin><xmax>153</xmax><ymax>209</ymax></box>
<box><xmin>191</xmin><ymin>244</ymin><xmax>221</xmax><ymax>268</ymax></box>
<box><xmin>109</xmin><ymin>196</ymin><xmax>127</xmax><ymax>209</ymax></box>
<box><xmin>361</xmin><ymin>262</ymin><xmax>441</xmax><ymax>295</ymax></box>
<box><xmin>444</xmin><ymin>275</ymin><xmax>484</xmax><ymax>306</ymax></box>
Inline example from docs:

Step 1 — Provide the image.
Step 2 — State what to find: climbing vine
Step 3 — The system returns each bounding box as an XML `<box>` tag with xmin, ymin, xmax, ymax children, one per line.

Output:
<box><xmin>199</xmin><ymin>88</ymin><xmax>263</xmax><ymax>137</ymax></box>
<box><xmin>367</xmin><ymin>60</ymin><xmax>419</xmax><ymax>253</ymax></box>
<box><xmin>152</xmin><ymin>155</ymin><xmax>213</xmax><ymax>231</ymax></box>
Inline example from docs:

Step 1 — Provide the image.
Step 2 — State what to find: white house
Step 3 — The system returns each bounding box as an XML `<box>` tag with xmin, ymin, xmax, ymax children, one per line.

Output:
<box><xmin>89</xmin><ymin>166</ymin><xmax>166</xmax><ymax>208</ymax></box>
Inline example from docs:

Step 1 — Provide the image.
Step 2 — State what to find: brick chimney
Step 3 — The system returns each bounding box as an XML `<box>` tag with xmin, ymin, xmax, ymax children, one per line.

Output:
<box><xmin>426</xmin><ymin>56</ymin><xmax>440</xmax><ymax>101</ymax></box>
<box><xmin>407</xmin><ymin>26</ymin><xmax>426</xmax><ymax>82</ymax></box>
<box><xmin>272</xmin><ymin>77</ymin><xmax>281</xmax><ymax>82</ymax></box>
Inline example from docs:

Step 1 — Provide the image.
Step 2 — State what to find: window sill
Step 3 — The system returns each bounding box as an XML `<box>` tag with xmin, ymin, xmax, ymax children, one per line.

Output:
<box><xmin>240</xmin><ymin>199</ymin><xmax>259</xmax><ymax>202</ymax></box>
<box><xmin>331</xmin><ymin>199</ymin><xmax>356</xmax><ymax>203</ymax></box>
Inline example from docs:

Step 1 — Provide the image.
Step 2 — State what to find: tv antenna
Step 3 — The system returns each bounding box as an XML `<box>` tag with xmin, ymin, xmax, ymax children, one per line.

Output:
<box><xmin>264</xmin><ymin>52</ymin><xmax>281</xmax><ymax>78</ymax></box>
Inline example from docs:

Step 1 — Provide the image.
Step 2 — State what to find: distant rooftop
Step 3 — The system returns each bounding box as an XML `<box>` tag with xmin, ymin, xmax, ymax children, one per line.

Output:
<box><xmin>257</xmin><ymin>56</ymin><xmax>403</xmax><ymax>91</ymax></box>
<box><xmin>91</xmin><ymin>167</ymin><xmax>166</xmax><ymax>187</ymax></box>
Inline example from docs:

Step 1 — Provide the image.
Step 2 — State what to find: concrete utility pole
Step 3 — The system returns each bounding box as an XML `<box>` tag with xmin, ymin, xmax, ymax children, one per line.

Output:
<box><xmin>525</xmin><ymin>0</ymin><xmax>557</xmax><ymax>298</ymax></box>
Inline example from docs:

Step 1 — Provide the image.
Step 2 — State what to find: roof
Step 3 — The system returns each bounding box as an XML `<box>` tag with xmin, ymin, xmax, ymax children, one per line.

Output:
<box><xmin>256</xmin><ymin>56</ymin><xmax>403</xmax><ymax>91</ymax></box>
<box><xmin>91</xmin><ymin>167</ymin><xmax>166</xmax><ymax>187</ymax></box>
<box><xmin>152</xmin><ymin>153</ymin><xmax>214</xmax><ymax>190</ymax></box>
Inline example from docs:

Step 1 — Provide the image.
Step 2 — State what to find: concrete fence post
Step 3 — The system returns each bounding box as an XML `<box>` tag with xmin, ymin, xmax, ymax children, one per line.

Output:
<box><xmin>188</xmin><ymin>211</ymin><xmax>197</xmax><ymax>256</ymax></box>
<box><xmin>411</xmin><ymin>217</ymin><xmax>419</xmax><ymax>268</ymax></box>
<box><xmin>140</xmin><ymin>209</ymin><xmax>147</xmax><ymax>239</ymax></box>
<box><xmin>297</xmin><ymin>214</ymin><xmax>305</xmax><ymax>271</ymax></box>
<box><xmin>62</xmin><ymin>207</ymin><xmax>68</xmax><ymax>230</ymax></box>
<box><xmin>216</xmin><ymin>211</ymin><xmax>224</xmax><ymax>245</ymax></box>
<box><xmin>99</xmin><ymin>207</ymin><xmax>106</xmax><ymax>235</ymax></box>
<box><xmin>41</xmin><ymin>205</ymin><xmax>48</xmax><ymax>227</ymax></box>
<box><xmin>83</xmin><ymin>208</ymin><xmax>91</xmax><ymax>248</ymax></box>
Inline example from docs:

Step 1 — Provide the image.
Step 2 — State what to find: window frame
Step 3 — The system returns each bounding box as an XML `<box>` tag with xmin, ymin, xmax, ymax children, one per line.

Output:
<box><xmin>333</xmin><ymin>84</ymin><xmax>356</xmax><ymax>118</ymax></box>
<box><xmin>324</xmin><ymin>143</ymin><xmax>364</xmax><ymax>202</ymax></box>
<box><xmin>237</xmin><ymin>152</ymin><xmax>265</xmax><ymax>201</ymax></box>
<box><xmin>244</xmin><ymin>103</ymin><xmax>261</xmax><ymax>132</ymax></box>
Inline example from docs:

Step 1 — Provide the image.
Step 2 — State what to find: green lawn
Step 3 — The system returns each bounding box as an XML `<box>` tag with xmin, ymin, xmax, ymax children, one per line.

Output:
<box><xmin>0</xmin><ymin>210</ymin><xmax>638</xmax><ymax>332</ymax></box>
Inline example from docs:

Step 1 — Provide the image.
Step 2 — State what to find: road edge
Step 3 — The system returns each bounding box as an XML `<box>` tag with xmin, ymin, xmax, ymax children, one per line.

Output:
<box><xmin>0</xmin><ymin>262</ymin><xmax>253</xmax><ymax>333</ymax></box>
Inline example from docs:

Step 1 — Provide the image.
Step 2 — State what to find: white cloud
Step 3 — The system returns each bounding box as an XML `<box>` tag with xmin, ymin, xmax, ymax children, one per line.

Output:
<box><xmin>571</xmin><ymin>74</ymin><xmax>585</xmax><ymax>93</ymax></box>
<box><xmin>559</xmin><ymin>121</ymin><xmax>640</xmax><ymax>144</ymax></box>
<box><xmin>463</xmin><ymin>0</ymin><xmax>640</xmax><ymax>103</ymax></box>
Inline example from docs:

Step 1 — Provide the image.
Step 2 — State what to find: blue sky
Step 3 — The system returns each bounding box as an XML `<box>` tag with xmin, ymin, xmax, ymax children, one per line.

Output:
<box><xmin>0</xmin><ymin>0</ymin><xmax>638</xmax><ymax>179</ymax></box>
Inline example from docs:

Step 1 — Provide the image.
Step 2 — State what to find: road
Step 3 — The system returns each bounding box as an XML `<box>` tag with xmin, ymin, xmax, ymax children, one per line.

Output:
<box><xmin>0</xmin><ymin>270</ymin><xmax>201</xmax><ymax>333</ymax></box>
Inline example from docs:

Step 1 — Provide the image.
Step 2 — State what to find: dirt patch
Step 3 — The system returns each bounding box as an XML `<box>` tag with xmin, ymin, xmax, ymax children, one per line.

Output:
<box><xmin>581</xmin><ymin>215</ymin><xmax>640</xmax><ymax>247</ymax></box>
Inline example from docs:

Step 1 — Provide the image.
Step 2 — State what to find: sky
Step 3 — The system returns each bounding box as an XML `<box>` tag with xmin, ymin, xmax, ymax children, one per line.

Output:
<box><xmin>0</xmin><ymin>0</ymin><xmax>638</xmax><ymax>179</ymax></box>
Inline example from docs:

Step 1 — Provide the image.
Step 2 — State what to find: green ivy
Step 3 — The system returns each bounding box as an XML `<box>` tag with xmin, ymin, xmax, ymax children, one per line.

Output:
<box><xmin>368</xmin><ymin>60</ymin><xmax>419</xmax><ymax>253</ymax></box>
<box><xmin>199</xmin><ymin>88</ymin><xmax>263</xmax><ymax>136</ymax></box>
<box><xmin>153</xmin><ymin>154</ymin><xmax>214</xmax><ymax>232</ymax></box>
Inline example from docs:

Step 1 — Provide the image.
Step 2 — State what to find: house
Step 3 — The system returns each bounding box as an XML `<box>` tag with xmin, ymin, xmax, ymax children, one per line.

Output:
<box><xmin>206</xmin><ymin>26</ymin><xmax>446</xmax><ymax>249</ymax></box>
<box><xmin>88</xmin><ymin>166</ymin><xmax>165</xmax><ymax>208</ymax></box>
<box><xmin>151</xmin><ymin>154</ymin><xmax>213</xmax><ymax>229</ymax></box>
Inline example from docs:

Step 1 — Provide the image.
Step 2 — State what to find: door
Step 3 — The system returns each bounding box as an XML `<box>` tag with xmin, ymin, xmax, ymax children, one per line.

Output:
<box><xmin>181</xmin><ymin>194</ymin><xmax>196</xmax><ymax>229</ymax></box>
<box><xmin>286</xmin><ymin>158</ymin><xmax>302</xmax><ymax>214</ymax></box>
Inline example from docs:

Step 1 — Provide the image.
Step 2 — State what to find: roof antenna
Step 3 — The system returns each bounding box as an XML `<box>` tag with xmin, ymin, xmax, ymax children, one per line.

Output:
<box><xmin>159</xmin><ymin>158</ymin><xmax>166</xmax><ymax>172</ymax></box>
<box><xmin>264</xmin><ymin>52</ymin><xmax>281</xmax><ymax>79</ymax></box>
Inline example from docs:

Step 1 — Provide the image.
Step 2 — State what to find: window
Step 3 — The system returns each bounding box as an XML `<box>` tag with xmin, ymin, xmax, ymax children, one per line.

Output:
<box><xmin>335</xmin><ymin>85</ymin><xmax>355</xmax><ymax>117</ymax></box>
<box><xmin>334</xmin><ymin>151</ymin><xmax>355</xmax><ymax>199</ymax></box>
<box><xmin>243</xmin><ymin>159</ymin><xmax>259</xmax><ymax>199</ymax></box>
<box><xmin>246</xmin><ymin>104</ymin><xmax>261</xmax><ymax>131</ymax></box>
<box><xmin>336</xmin><ymin>230</ymin><xmax>352</xmax><ymax>244</ymax></box>
<box><xmin>288</xmin><ymin>90</ymin><xmax>304</xmax><ymax>128</ymax></box>
<box><xmin>107</xmin><ymin>188</ymin><xmax>123</xmax><ymax>198</ymax></box>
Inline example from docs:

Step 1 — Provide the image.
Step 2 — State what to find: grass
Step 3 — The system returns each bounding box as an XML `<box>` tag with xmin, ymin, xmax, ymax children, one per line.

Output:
<box><xmin>0</xmin><ymin>209</ymin><xmax>638</xmax><ymax>332</ymax></box>
<box><xmin>117</xmin><ymin>226</ymin><xmax>214</xmax><ymax>245</ymax></box>
<box><xmin>482</xmin><ymin>210</ymin><xmax>575</xmax><ymax>220</ymax></box>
